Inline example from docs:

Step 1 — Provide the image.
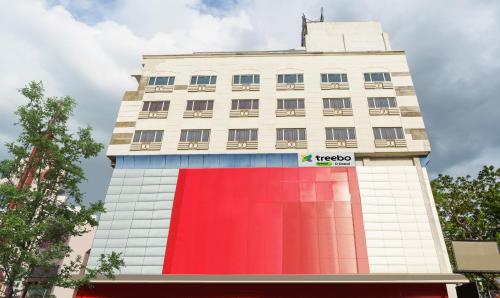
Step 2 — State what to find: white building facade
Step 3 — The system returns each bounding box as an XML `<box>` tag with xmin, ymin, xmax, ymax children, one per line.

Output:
<box><xmin>77</xmin><ymin>20</ymin><xmax>466</xmax><ymax>298</ymax></box>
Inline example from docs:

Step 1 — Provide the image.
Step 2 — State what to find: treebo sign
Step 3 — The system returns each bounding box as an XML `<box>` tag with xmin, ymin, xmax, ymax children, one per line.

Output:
<box><xmin>298</xmin><ymin>152</ymin><xmax>355</xmax><ymax>167</ymax></box>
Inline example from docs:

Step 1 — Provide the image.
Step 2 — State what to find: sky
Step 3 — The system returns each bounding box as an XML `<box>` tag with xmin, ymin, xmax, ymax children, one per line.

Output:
<box><xmin>0</xmin><ymin>0</ymin><xmax>498</xmax><ymax>203</ymax></box>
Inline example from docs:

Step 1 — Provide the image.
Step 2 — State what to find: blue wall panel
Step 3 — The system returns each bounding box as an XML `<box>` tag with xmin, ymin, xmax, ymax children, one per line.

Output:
<box><xmin>116</xmin><ymin>154</ymin><xmax>298</xmax><ymax>169</ymax></box>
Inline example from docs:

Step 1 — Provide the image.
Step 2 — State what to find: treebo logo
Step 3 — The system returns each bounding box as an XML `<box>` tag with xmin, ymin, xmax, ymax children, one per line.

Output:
<box><xmin>314</xmin><ymin>155</ymin><xmax>352</xmax><ymax>162</ymax></box>
<box><xmin>301</xmin><ymin>154</ymin><xmax>313</xmax><ymax>162</ymax></box>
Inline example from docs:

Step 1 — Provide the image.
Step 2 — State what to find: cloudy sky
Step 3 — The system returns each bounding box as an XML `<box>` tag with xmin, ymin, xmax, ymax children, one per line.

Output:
<box><xmin>0</xmin><ymin>0</ymin><xmax>498</xmax><ymax>203</ymax></box>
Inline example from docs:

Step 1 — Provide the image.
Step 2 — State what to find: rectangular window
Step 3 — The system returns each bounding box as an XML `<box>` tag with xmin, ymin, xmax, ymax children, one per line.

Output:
<box><xmin>231</xmin><ymin>99</ymin><xmax>258</xmax><ymax>110</ymax></box>
<box><xmin>142</xmin><ymin>101</ymin><xmax>170</xmax><ymax>112</ymax></box>
<box><xmin>190</xmin><ymin>75</ymin><xmax>217</xmax><ymax>85</ymax></box>
<box><xmin>320</xmin><ymin>73</ymin><xmax>348</xmax><ymax>83</ymax></box>
<box><xmin>233</xmin><ymin>74</ymin><xmax>260</xmax><ymax>85</ymax></box>
<box><xmin>276</xmin><ymin>128</ymin><xmax>306</xmax><ymax>141</ymax></box>
<box><xmin>228</xmin><ymin>129</ymin><xmax>258</xmax><ymax>142</ymax></box>
<box><xmin>186</xmin><ymin>100</ymin><xmax>214</xmax><ymax>111</ymax></box>
<box><xmin>323</xmin><ymin>98</ymin><xmax>351</xmax><ymax>109</ymax></box>
<box><xmin>325</xmin><ymin>127</ymin><xmax>356</xmax><ymax>140</ymax></box>
<box><xmin>364</xmin><ymin>72</ymin><xmax>391</xmax><ymax>82</ymax></box>
<box><xmin>277</xmin><ymin>74</ymin><xmax>303</xmax><ymax>84</ymax></box>
<box><xmin>148</xmin><ymin>76</ymin><xmax>175</xmax><ymax>86</ymax></box>
<box><xmin>373</xmin><ymin>127</ymin><xmax>405</xmax><ymax>140</ymax></box>
<box><xmin>179</xmin><ymin>129</ymin><xmax>210</xmax><ymax>142</ymax></box>
<box><xmin>368</xmin><ymin>97</ymin><xmax>397</xmax><ymax>108</ymax></box>
<box><xmin>133</xmin><ymin>130</ymin><xmax>163</xmax><ymax>143</ymax></box>
<box><xmin>277</xmin><ymin>99</ymin><xmax>305</xmax><ymax>109</ymax></box>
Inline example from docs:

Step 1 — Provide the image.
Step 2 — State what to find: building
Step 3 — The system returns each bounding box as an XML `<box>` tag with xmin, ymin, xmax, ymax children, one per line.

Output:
<box><xmin>76</xmin><ymin>18</ymin><xmax>467</xmax><ymax>298</ymax></box>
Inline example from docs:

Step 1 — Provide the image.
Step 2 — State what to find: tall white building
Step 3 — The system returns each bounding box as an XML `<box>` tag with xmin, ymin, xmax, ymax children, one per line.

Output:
<box><xmin>77</xmin><ymin>18</ymin><xmax>466</xmax><ymax>298</ymax></box>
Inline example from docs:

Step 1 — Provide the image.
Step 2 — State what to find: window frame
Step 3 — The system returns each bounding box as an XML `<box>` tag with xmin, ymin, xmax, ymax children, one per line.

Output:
<box><xmin>277</xmin><ymin>98</ymin><xmax>305</xmax><ymax>109</ymax></box>
<box><xmin>133</xmin><ymin>130</ymin><xmax>164</xmax><ymax>143</ymax></box>
<box><xmin>276</xmin><ymin>128</ymin><xmax>307</xmax><ymax>141</ymax></box>
<box><xmin>373</xmin><ymin>127</ymin><xmax>405</xmax><ymax>140</ymax></box>
<box><xmin>323</xmin><ymin>98</ymin><xmax>352</xmax><ymax>109</ymax></box>
<box><xmin>228</xmin><ymin>129</ymin><xmax>258</xmax><ymax>142</ymax></box>
<box><xmin>142</xmin><ymin>101</ymin><xmax>170</xmax><ymax>112</ymax></box>
<box><xmin>231</xmin><ymin>99</ymin><xmax>259</xmax><ymax>110</ymax></box>
<box><xmin>232</xmin><ymin>74</ymin><xmax>260</xmax><ymax>85</ymax></box>
<box><xmin>363</xmin><ymin>72</ymin><xmax>392</xmax><ymax>82</ymax></box>
<box><xmin>277</xmin><ymin>73</ymin><xmax>304</xmax><ymax>84</ymax></box>
<box><xmin>367</xmin><ymin>97</ymin><xmax>398</xmax><ymax>108</ymax></box>
<box><xmin>190</xmin><ymin>75</ymin><xmax>217</xmax><ymax>85</ymax></box>
<box><xmin>320</xmin><ymin>73</ymin><xmax>348</xmax><ymax>83</ymax></box>
<box><xmin>148</xmin><ymin>76</ymin><xmax>175</xmax><ymax>86</ymax></box>
<box><xmin>186</xmin><ymin>100</ymin><xmax>214</xmax><ymax>111</ymax></box>
<box><xmin>325</xmin><ymin>127</ymin><xmax>356</xmax><ymax>140</ymax></box>
<box><xmin>179</xmin><ymin>129</ymin><xmax>211</xmax><ymax>142</ymax></box>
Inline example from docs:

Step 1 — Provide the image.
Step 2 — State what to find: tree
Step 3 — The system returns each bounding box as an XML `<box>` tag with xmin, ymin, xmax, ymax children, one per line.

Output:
<box><xmin>0</xmin><ymin>81</ymin><xmax>124</xmax><ymax>298</ymax></box>
<box><xmin>432</xmin><ymin>165</ymin><xmax>500</xmax><ymax>297</ymax></box>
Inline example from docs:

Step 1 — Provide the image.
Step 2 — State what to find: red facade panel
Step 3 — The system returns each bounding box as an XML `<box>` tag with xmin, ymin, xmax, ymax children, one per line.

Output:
<box><xmin>163</xmin><ymin>167</ymin><xmax>368</xmax><ymax>274</ymax></box>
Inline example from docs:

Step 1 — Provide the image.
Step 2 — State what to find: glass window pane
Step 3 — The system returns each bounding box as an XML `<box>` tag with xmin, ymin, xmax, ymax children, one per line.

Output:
<box><xmin>142</xmin><ymin>102</ymin><xmax>150</xmax><ymax>111</ymax></box>
<box><xmin>180</xmin><ymin>130</ymin><xmax>187</xmax><ymax>142</ymax></box>
<box><xmin>284</xmin><ymin>74</ymin><xmax>295</xmax><ymax>83</ymax></box>
<box><xmin>364</xmin><ymin>73</ymin><xmax>371</xmax><ymax>82</ymax></box>
<box><xmin>148</xmin><ymin>77</ymin><xmax>156</xmax><ymax>85</ymax></box>
<box><xmin>210</xmin><ymin>76</ymin><xmax>217</xmax><ymax>84</ymax></box>
<box><xmin>395</xmin><ymin>127</ymin><xmax>404</xmax><ymax>139</ymax></box>
<box><xmin>276</xmin><ymin>129</ymin><xmax>283</xmax><ymax>141</ymax></box>
<box><xmin>348</xmin><ymin>128</ymin><xmax>356</xmax><ymax>139</ymax></box>
<box><xmin>298</xmin><ymin>74</ymin><xmax>303</xmax><ymax>83</ymax></box>
<box><xmin>389</xmin><ymin>98</ymin><xmax>397</xmax><ymax>107</ymax></box>
<box><xmin>251</xmin><ymin>129</ymin><xmax>257</xmax><ymax>141</ymax></box>
<box><xmin>202</xmin><ymin>130</ymin><xmax>210</xmax><ymax>142</ymax></box>
<box><xmin>186</xmin><ymin>101</ymin><xmax>193</xmax><ymax>110</ymax></box>
<box><xmin>252</xmin><ymin>99</ymin><xmax>259</xmax><ymax>109</ymax></box>
<box><xmin>373</xmin><ymin>128</ymin><xmax>381</xmax><ymax>139</ymax></box>
<box><xmin>196</xmin><ymin>76</ymin><xmax>210</xmax><ymax>84</ymax></box>
<box><xmin>323</xmin><ymin>99</ymin><xmax>330</xmax><ymax>109</ymax></box>
<box><xmin>344</xmin><ymin>98</ymin><xmax>352</xmax><ymax>108</ymax></box>
<box><xmin>298</xmin><ymin>129</ymin><xmax>306</xmax><ymax>140</ymax></box>
<box><xmin>231</xmin><ymin>100</ymin><xmax>238</xmax><ymax>110</ymax></box>
<box><xmin>277</xmin><ymin>75</ymin><xmax>283</xmax><ymax>83</ymax></box>
<box><xmin>371</xmin><ymin>73</ymin><xmax>384</xmax><ymax>81</ymax></box>
<box><xmin>133</xmin><ymin>131</ymin><xmax>141</xmax><ymax>142</ymax></box>
<box><xmin>163</xmin><ymin>101</ymin><xmax>170</xmax><ymax>111</ymax></box>
<box><xmin>190</xmin><ymin>76</ymin><xmax>197</xmax><ymax>85</ymax></box>
<box><xmin>207</xmin><ymin>100</ymin><xmax>214</xmax><ymax>110</ymax></box>
<box><xmin>328</xmin><ymin>74</ymin><xmax>341</xmax><ymax>82</ymax></box>
<box><xmin>254</xmin><ymin>75</ymin><xmax>260</xmax><ymax>84</ymax></box>
<box><xmin>241</xmin><ymin>75</ymin><xmax>252</xmax><ymax>84</ymax></box>
<box><xmin>277</xmin><ymin>100</ymin><xmax>283</xmax><ymax>109</ymax></box>
<box><xmin>228</xmin><ymin>129</ymin><xmax>235</xmax><ymax>141</ymax></box>
<box><xmin>325</xmin><ymin>128</ymin><xmax>333</xmax><ymax>140</ymax></box>
<box><xmin>368</xmin><ymin>98</ymin><xmax>374</xmax><ymax>108</ymax></box>
<box><xmin>155</xmin><ymin>131</ymin><xmax>163</xmax><ymax>142</ymax></box>
<box><xmin>141</xmin><ymin>131</ymin><xmax>156</xmax><ymax>142</ymax></box>
<box><xmin>321</xmin><ymin>74</ymin><xmax>327</xmax><ymax>83</ymax></box>
<box><xmin>149</xmin><ymin>101</ymin><xmax>163</xmax><ymax>111</ymax></box>
<box><xmin>383</xmin><ymin>72</ymin><xmax>391</xmax><ymax>81</ymax></box>
<box><xmin>168</xmin><ymin>77</ymin><xmax>175</xmax><ymax>85</ymax></box>
<box><xmin>298</xmin><ymin>99</ymin><xmax>304</xmax><ymax>109</ymax></box>
<box><xmin>341</xmin><ymin>74</ymin><xmax>348</xmax><ymax>82</ymax></box>
<box><xmin>233</xmin><ymin>75</ymin><xmax>240</xmax><ymax>84</ymax></box>
<box><xmin>239</xmin><ymin>100</ymin><xmax>251</xmax><ymax>110</ymax></box>
<box><xmin>155</xmin><ymin>77</ymin><xmax>168</xmax><ymax>85</ymax></box>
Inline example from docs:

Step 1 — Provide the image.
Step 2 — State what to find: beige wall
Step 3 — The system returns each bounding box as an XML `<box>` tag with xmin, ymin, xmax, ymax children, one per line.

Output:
<box><xmin>107</xmin><ymin>51</ymin><xmax>429</xmax><ymax>158</ymax></box>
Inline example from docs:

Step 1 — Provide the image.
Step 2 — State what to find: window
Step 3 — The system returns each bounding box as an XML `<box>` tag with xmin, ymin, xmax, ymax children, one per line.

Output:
<box><xmin>142</xmin><ymin>101</ymin><xmax>170</xmax><ymax>111</ymax></box>
<box><xmin>148</xmin><ymin>76</ymin><xmax>175</xmax><ymax>86</ymax></box>
<box><xmin>368</xmin><ymin>97</ymin><xmax>397</xmax><ymax>108</ymax></box>
<box><xmin>186</xmin><ymin>100</ymin><xmax>214</xmax><ymax>111</ymax></box>
<box><xmin>321</xmin><ymin>73</ymin><xmax>348</xmax><ymax>83</ymax></box>
<box><xmin>228</xmin><ymin>129</ymin><xmax>258</xmax><ymax>142</ymax></box>
<box><xmin>277</xmin><ymin>74</ymin><xmax>303</xmax><ymax>84</ymax></box>
<box><xmin>190</xmin><ymin>75</ymin><xmax>217</xmax><ymax>85</ymax></box>
<box><xmin>277</xmin><ymin>99</ymin><xmax>305</xmax><ymax>109</ymax></box>
<box><xmin>323</xmin><ymin>98</ymin><xmax>351</xmax><ymax>109</ymax></box>
<box><xmin>276</xmin><ymin>128</ymin><xmax>306</xmax><ymax>141</ymax></box>
<box><xmin>180</xmin><ymin>129</ymin><xmax>210</xmax><ymax>142</ymax></box>
<box><xmin>133</xmin><ymin>130</ymin><xmax>163</xmax><ymax>143</ymax></box>
<box><xmin>326</xmin><ymin>127</ymin><xmax>356</xmax><ymax>140</ymax></box>
<box><xmin>364</xmin><ymin>72</ymin><xmax>391</xmax><ymax>82</ymax></box>
<box><xmin>233</xmin><ymin>74</ymin><xmax>260</xmax><ymax>84</ymax></box>
<box><xmin>231</xmin><ymin>99</ymin><xmax>259</xmax><ymax>110</ymax></box>
<box><xmin>373</xmin><ymin>127</ymin><xmax>404</xmax><ymax>140</ymax></box>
